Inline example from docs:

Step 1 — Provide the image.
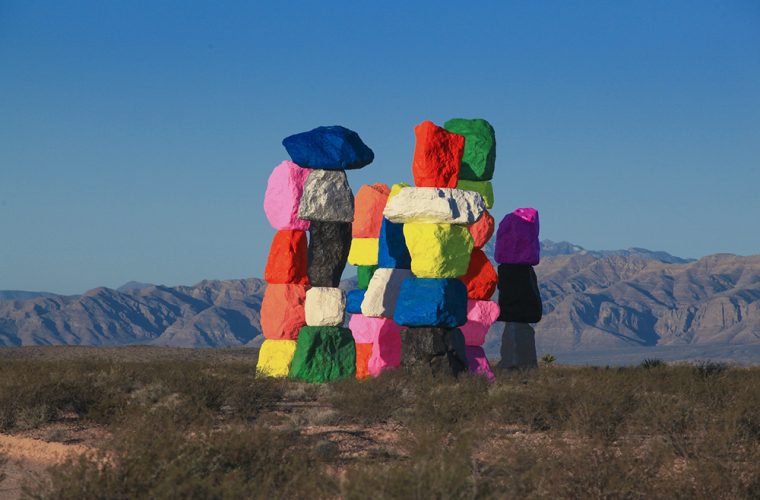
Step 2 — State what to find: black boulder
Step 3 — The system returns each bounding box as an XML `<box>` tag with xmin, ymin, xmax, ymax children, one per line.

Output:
<box><xmin>308</xmin><ymin>221</ymin><xmax>351</xmax><ymax>287</ymax></box>
<box><xmin>497</xmin><ymin>264</ymin><xmax>542</xmax><ymax>323</ymax></box>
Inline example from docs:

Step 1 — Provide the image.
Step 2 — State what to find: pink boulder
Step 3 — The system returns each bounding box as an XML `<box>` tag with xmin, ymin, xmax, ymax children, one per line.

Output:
<box><xmin>465</xmin><ymin>346</ymin><xmax>495</xmax><ymax>382</ymax></box>
<box><xmin>368</xmin><ymin>323</ymin><xmax>402</xmax><ymax>377</ymax></box>
<box><xmin>460</xmin><ymin>300</ymin><xmax>500</xmax><ymax>346</ymax></box>
<box><xmin>348</xmin><ymin>314</ymin><xmax>400</xmax><ymax>344</ymax></box>
<box><xmin>495</xmin><ymin>208</ymin><xmax>540</xmax><ymax>265</ymax></box>
<box><xmin>263</xmin><ymin>161</ymin><xmax>311</xmax><ymax>230</ymax></box>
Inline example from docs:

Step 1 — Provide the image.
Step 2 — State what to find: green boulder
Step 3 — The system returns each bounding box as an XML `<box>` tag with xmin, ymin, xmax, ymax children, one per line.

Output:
<box><xmin>357</xmin><ymin>265</ymin><xmax>378</xmax><ymax>290</ymax></box>
<box><xmin>289</xmin><ymin>326</ymin><xmax>356</xmax><ymax>383</ymax></box>
<box><xmin>444</xmin><ymin>118</ymin><xmax>496</xmax><ymax>181</ymax></box>
<box><xmin>457</xmin><ymin>180</ymin><xmax>494</xmax><ymax>209</ymax></box>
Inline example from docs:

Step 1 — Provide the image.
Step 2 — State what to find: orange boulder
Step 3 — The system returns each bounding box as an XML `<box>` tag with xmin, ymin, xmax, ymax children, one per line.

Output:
<box><xmin>264</xmin><ymin>230</ymin><xmax>309</xmax><ymax>285</ymax></box>
<box><xmin>353</xmin><ymin>184</ymin><xmax>390</xmax><ymax>238</ymax></box>
<box><xmin>460</xmin><ymin>248</ymin><xmax>497</xmax><ymax>300</ymax></box>
<box><xmin>355</xmin><ymin>342</ymin><xmax>373</xmax><ymax>379</ymax></box>
<box><xmin>261</xmin><ymin>284</ymin><xmax>307</xmax><ymax>340</ymax></box>
<box><xmin>469</xmin><ymin>209</ymin><xmax>495</xmax><ymax>249</ymax></box>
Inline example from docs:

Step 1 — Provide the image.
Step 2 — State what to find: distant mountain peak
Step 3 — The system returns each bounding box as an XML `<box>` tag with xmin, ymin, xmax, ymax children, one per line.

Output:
<box><xmin>482</xmin><ymin>239</ymin><xmax>693</xmax><ymax>264</ymax></box>
<box><xmin>117</xmin><ymin>281</ymin><xmax>155</xmax><ymax>292</ymax></box>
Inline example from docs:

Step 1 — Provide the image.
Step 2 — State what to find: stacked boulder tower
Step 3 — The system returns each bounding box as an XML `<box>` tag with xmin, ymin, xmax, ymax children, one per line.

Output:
<box><xmin>346</xmin><ymin>183</ymin><xmax>405</xmax><ymax>379</ymax></box>
<box><xmin>257</xmin><ymin>119</ymin><xmax>543</xmax><ymax>381</ymax></box>
<box><xmin>389</xmin><ymin>120</ymin><xmax>484</xmax><ymax>377</ymax></box>
<box><xmin>256</xmin><ymin>126</ymin><xmax>374</xmax><ymax>382</ymax></box>
<box><xmin>494</xmin><ymin>208</ymin><xmax>542</xmax><ymax>369</ymax></box>
<box><xmin>445</xmin><ymin>119</ymin><xmax>501</xmax><ymax>381</ymax></box>
<box><xmin>257</xmin><ymin>160</ymin><xmax>311</xmax><ymax>377</ymax></box>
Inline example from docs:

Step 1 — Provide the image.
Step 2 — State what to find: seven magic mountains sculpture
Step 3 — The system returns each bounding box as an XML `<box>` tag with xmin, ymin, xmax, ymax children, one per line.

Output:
<box><xmin>256</xmin><ymin>121</ymin><xmax>542</xmax><ymax>382</ymax></box>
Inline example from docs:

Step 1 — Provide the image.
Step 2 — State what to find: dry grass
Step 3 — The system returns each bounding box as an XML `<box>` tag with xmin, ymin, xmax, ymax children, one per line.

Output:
<box><xmin>1</xmin><ymin>347</ymin><xmax>759</xmax><ymax>499</ymax></box>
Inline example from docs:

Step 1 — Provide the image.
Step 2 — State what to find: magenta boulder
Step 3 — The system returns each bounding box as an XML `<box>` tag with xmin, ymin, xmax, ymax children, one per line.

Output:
<box><xmin>495</xmin><ymin>208</ymin><xmax>540</xmax><ymax>265</ymax></box>
<box><xmin>465</xmin><ymin>346</ymin><xmax>495</xmax><ymax>382</ymax></box>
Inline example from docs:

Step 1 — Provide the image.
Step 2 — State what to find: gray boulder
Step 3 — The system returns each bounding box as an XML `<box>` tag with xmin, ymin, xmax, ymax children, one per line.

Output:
<box><xmin>298</xmin><ymin>170</ymin><xmax>354</xmax><ymax>222</ymax></box>
<box><xmin>497</xmin><ymin>322</ymin><xmax>538</xmax><ymax>369</ymax></box>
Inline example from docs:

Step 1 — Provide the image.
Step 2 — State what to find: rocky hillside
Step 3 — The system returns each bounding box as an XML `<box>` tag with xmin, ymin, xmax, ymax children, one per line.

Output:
<box><xmin>1</xmin><ymin>245</ymin><xmax>758</xmax><ymax>354</ymax></box>
<box><xmin>0</xmin><ymin>279</ymin><xmax>265</xmax><ymax>348</ymax></box>
<box><xmin>532</xmin><ymin>253</ymin><xmax>760</xmax><ymax>352</ymax></box>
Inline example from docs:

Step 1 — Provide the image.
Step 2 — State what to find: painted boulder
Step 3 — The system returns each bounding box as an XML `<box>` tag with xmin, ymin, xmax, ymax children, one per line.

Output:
<box><xmin>459</xmin><ymin>300</ymin><xmax>500</xmax><ymax>346</ymax></box>
<box><xmin>353</xmin><ymin>183</ymin><xmax>390</xmax><ymax>238</ymax></box>
<box><xmin>304</xmin><ymin>287</ymin><xmax>346</xmax><ymax>327</ymax></box>
<box><xmin>282</xmin><ymin>125</ymin><xmax>374</xmax><ymax>170</ymax></box>
<box><xmin>298</xmin><ymin>170</ymin><xmax>355</xmax><ymax>223</ymax></box>
<box><xmin>260</xmin><ymin>284</ymin><xmax>307</xmax><ymax>340</ymax></box>
<box><xmin>412</xmin><ymin>120</ymin><xmax>464</xmax><ymax>188</ymax></box>
<box><xmin>494</xmin><ymin>208</ymin><xmax>540</xmax><ymax>265</ymax></box>
<box><xmin>403</xmin><ymin>223</ymin><xmax>474</xmax><ymax>278</ymax></box>
<box><xmin>263</xmin><ymin>160</ymin><xmax>311</xmax><ymax>230</ymax></box>
<box><xmin>443</xmin><ymin>118</ymin><xmax>496</xmax><ymax>181</ymax></box>
<box><xmin>264</xmin><ymin>230</ymin><xmax>309</xmax><ymax>285</ymax></box>
<box><xmin>393</xmin><ymin>278</ymin><xmax>468</xmax><ymax>327</ymax></box>
<box><xmin>383</xmin><ymin>187</ymin><xmax>485</xmax><ymax>225</ymax></box>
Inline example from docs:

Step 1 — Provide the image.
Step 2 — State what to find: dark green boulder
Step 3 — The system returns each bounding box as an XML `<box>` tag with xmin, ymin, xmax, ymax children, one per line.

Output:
<box><xmin>289</xmin><ymin>326</ymin><xmax>356</xmax><ymax>383</ymax></box>
<box><xmin>444</xmin><ymin>118</ymin><xmax>496</xmax><ymax>181</ymax></box>
<box><xmin>357</xmin><ymin>265</ymin><xmax>378</xmax><ymax>289</ymax></box>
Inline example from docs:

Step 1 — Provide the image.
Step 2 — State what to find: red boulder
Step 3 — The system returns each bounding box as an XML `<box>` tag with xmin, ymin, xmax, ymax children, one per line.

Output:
<box><xmin>460</xmin><ymin>248</ymin><xmax>497</xmax><ymax>300</ymax></box>
<box><xmin>264</xmin><ymin>230</ymin><xmax>309</xmax><ymax>285</ymax></box>
<box><xmin>468</xmin><ymin>209</ymin><xmax>495</xmax><ymax>249</ymax></box>
<box><xmin>412</xmin><ymin>121</ymin><xmax>464</xmax><ymax>188</ymax></box>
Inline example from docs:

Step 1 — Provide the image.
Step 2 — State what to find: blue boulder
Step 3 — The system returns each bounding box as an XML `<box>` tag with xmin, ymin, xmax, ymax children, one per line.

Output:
<box><xmin>378</xmin><ymin>218</ymin><xmax>411</xmax><ymax>269</ymax></box>
<box><xmin>393</xmin><ymin>278</ymin><xmax>468</xmax><ymax>327</ymax></box>
<box><xmin>346</xmin><ymin>289</ymin><xmax>366</xmax><ymax>314</ymax></box>
<box><xmin>282</xmin><ymin>126</ymin><xmax>375</xmax><ymax>170</ymax></box>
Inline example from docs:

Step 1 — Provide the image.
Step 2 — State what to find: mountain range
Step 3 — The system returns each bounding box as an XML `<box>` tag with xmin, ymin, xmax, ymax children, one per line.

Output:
<box><xmin>1</xmin><ymin>241</ymin><xmax>758</xmax><ymax>363</ymax></box>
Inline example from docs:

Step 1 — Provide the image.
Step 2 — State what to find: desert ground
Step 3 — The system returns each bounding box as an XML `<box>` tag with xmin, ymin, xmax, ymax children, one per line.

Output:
<box><xmin>1</xmin><ymin>346</ymin><xmax>759</xmax><ymax>499</ymax></box>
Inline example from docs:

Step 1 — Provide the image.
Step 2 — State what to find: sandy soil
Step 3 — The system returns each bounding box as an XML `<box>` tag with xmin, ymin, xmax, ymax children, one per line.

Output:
<box><xmin>0</xmin><ymin>433</ymin><xmax>94</xmax><ymax>500</ymax></box>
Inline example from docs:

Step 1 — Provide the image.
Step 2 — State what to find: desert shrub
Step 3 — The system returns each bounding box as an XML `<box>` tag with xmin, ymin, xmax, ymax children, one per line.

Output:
<box><xmin>640</xmin><ymin>358</ymin><xmax>665</xmax><ymax>369</ymax></box>
<box><xmin>540</xmin><ymin>353</ymin><xmax>556</xmax><ymax>365</ymax></box>
<box><xmin>327</xmin><ymin>370</ymin><xmax>410</xmax><ymax>425</ymax></box>
<box><xmin>0</xmin><ymin>359</ymin><xmax>289</xmax><ymax>431</ymax></box>
<box><xmin>28</xmin><ymin>411</ymin><xmax>338</xmax><ymax>499</ymax></box>
<box><xmin>694</xmin><ymin>360</ymin><xmax>728</xmax><ymax>379</ymax></box>
<box><xmin>403</xmin><ymin>373</ymin><xmax>492</xmax><ymax>433</ymax></box>
<box><xmin>489</xmin><ymin>368</ymin><xmax>575</xmax><ymax>432</ymax></box>
<box><xmin>478</xmin><ymin>438</ymin><xmax>680</xmax><ymax>498</ymax></box>
<box><xmin>223</xmin><ymin>375</ymin><xmax>286</xmax><ymax>421</ymax></box>
<box><xmin>344</xmin><ymin>428</ymin><xmax>478</xmax><ymax>500</ymax></box>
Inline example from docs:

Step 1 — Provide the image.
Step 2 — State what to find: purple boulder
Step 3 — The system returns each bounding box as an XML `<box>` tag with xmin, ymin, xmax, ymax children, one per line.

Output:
<box><xmin>495</xmin><ymin>208</ymin><xmax>540</xmax><ymax>265</ymax></box>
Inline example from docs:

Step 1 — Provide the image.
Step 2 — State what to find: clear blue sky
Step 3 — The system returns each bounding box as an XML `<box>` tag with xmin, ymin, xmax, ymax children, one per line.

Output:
<box><xmin>1</xmin><ymin>1</ymin><xmax>759</xmax><ymax>294</ymax></box>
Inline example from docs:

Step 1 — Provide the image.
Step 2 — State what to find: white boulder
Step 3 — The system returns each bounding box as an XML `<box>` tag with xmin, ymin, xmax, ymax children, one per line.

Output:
<box><xmin>361</xmin><ymin>268</ymin><xmax>414</xmax><ymax>318</ymax></box>
<box><xmin>304</xmin><ymin>287</ymin><xmax>346</xmax><ymax>326</ymax></box>
<box><xmin>382</xmin><ymin>187</ymin><xmax>485</xmax><ymax>225</ymax></box>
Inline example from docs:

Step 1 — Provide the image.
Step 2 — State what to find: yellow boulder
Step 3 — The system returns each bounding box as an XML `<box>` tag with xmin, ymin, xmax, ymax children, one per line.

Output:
<box><xmin>403</xmin><ymin>223</ymin><xmax>474</xmax><ymax>278</ymax></box>
<box><xmin>347</xmin><ymin>237</ymin><xmax>379</xmax><ymax>266</ymax></box>
<box><xmin>457</xmin><ymin>180</ymin><xmax>494</xmax><ymax>209</ymax></box>
<box><xmin>256</xmin><ymin>339</ymin><xmax>297</xmax><ymax>378</ymax></box>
